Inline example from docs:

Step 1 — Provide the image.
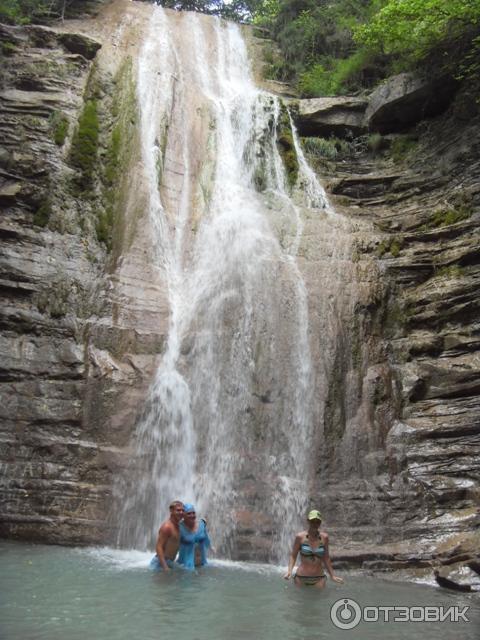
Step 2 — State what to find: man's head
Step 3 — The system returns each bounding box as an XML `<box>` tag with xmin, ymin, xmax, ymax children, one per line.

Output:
<box><xmin>169</xmin><ymin>500</ymin><xmax>184</xmax><ymax>523</ymax></box>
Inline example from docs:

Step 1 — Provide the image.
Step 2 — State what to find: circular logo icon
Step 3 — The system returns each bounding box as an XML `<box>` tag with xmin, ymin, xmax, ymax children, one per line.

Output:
<box><xmin>330</xmin><ymin>598</ymin><xmax>362</xmax><ymax>630</ymax></box>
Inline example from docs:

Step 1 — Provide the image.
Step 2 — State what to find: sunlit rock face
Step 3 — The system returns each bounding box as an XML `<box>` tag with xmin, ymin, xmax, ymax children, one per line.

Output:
<box><xmin>296</xmin><ymin>96</ymin><xmax>368</xmax><ymax>137</ymax></box>
<box><xmin>0</xmin><ymin>0</ymin><xmax>478</xmax><ymax>569</ymax></box>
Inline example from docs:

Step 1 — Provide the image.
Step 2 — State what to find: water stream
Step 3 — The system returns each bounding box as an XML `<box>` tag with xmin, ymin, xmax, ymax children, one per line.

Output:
<box><xmin>116</xmin><ymin>7</ymin><xmax>351</xmax><ymax>559</ymax></box>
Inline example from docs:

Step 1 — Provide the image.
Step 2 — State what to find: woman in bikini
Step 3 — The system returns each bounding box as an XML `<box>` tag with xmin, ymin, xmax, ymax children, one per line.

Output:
<box><xmin>283</xmin><ymin>509</ymin><xmax>344</xmax><ymax>589</ymax></box>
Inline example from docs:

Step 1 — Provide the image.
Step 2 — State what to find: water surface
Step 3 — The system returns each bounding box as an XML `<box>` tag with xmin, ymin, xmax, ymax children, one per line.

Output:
<box><xmin>1</xmin><ymin>542</ymin><xmax>478</xmax><ymax>640</ymax></box>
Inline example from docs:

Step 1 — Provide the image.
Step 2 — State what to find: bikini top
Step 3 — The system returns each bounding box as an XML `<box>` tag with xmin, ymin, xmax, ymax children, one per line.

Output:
<box><xmin>299</xmin><ymin>535</ymin><xmax>325</xmax><ymax>558</ymax></box>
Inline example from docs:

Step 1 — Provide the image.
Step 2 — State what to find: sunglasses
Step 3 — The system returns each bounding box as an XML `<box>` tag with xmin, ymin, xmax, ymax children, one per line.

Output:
<box><xmin>185</xmin><ymin>512</ymin><xmax>196</xmax><ymax>516</ymax></box>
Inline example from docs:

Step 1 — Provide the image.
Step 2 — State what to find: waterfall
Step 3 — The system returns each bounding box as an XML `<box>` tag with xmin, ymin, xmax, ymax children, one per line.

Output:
<box><xmin>116</xmin><ymin>7</ymin><xmax>337</xmax><ymax>561</ymax></box>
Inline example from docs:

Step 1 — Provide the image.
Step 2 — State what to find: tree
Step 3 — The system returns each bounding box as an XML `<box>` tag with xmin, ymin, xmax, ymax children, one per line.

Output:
<box><xmin>355</xmin><ymin>0</ymin><xmax>480</xmax><ymax>62</ymax></box>
<box><xmin>158</xmin><ymin>0</ymin><xmax>263</xmax><ymax>21</ymax></box>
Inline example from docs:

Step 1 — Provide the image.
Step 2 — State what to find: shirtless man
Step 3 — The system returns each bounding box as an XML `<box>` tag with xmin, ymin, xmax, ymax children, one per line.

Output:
<box><xmin>150</xmin><ymin>500</ymin><xmax>184</xmax><ymax>571</ymax></box>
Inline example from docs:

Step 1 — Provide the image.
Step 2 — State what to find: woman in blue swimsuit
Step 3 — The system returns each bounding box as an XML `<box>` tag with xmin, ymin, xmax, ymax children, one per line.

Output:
<box><xmin>176</xmin><ymin>503</ymin><xmax>211</xmax><ymax>570</ymax></box>
<box><xmin>283</xmin><ymin>510</ymin><xmax>344</xmax><ymax>589</ymax></box>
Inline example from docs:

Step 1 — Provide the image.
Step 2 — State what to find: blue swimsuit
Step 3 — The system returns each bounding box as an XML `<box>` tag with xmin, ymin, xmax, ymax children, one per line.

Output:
<box><xmin>177</xmin><ymin>519</ymin><xmax>211</xmax><ymax>570</ymax></box>
<box><xmin>295</xmin><ymin>536</ymin><xmax>327</xmax><ymax>584</ymax></box>
<box><xmin>299</xmin><ymin>538</ymin><xmax>325</xmax><ymax>558</ymax></box>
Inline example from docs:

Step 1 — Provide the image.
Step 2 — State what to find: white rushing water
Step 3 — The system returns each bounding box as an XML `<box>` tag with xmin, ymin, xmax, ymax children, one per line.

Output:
<box><xmin>116</xmin><ymin>7</ymin><xmax>336</xmax><ymax>560</ymax></box>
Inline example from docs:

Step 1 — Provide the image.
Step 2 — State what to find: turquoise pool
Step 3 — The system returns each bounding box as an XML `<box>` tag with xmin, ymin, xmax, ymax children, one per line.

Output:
<box><xmin>0</xmin><ymin>541</ymin><xmax>478</xmax><ymax>640</ymax></box>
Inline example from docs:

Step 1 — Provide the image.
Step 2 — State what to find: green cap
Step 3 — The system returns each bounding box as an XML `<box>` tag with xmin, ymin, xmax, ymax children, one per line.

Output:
<box><xmin>307</xmin><ymin>509</ymin><xmax>322</xmax><ymax>521</ymax></box>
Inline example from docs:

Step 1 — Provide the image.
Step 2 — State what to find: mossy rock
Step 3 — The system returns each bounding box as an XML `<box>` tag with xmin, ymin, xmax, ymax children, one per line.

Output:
<box><xmin>435</xmin><ymin>264</ymin><xmax>464</xmax><ymax>278</ymax></box>
<box><xmin>376</xmin><ymin>235</ymin><xmax>404</xmax><ymax>258</ymax></box>
<box><xmin>99</xmin><ymin>57</ymin><xmax>138</xmax><ymax>251</ymax></box>
<box><xmin>1</xmin><ymin>41</ymin><xmax>17</xmax><ymax>56</ymax></box>
<box><xmin>276</xmin><ymin>103</ymin><xmax>299</xmax><ymax>188</ymax></box>
<box><xmin>33</xmin><ymin>197</ymin><xmax>52</xmax><ymax>227</ymax></box>
<box><xmin>429</xmin><ymin>205</ymin><xmax>472</xmax><ymax>228</ymax></box>
<box><xmin>70</xmin><ymin>99</ymin><xmax>99</xmax><ymax>188</ymax></box>
<box><xmin>50</xmin><ymin>111</ymin><xmax>69</xmax><ymax>146</ymax></box>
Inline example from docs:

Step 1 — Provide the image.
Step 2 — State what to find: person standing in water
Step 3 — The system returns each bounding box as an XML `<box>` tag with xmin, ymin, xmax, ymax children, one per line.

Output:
<box><xmin>150</xmin><ymin>500</ymin><xmax>184</xmax><ymax>571</ymax></box>
<box><xmin>283</xmin><ymin>509</ymin><xmax>344</xmax><ymax>588</ymax></box>
<box><xmin>177</xmin><ymin>503</ymin><xmax>211</xmax><ymax>570</ymax></box>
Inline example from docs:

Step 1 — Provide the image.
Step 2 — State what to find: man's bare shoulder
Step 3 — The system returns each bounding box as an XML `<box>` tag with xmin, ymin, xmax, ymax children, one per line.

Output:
<box><xmin>159</xmin><ymin>520</ymin><xmax>176</xmax><ymax>535</ymax></box>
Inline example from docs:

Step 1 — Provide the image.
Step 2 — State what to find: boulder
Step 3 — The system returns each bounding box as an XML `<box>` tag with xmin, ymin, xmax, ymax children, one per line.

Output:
<box><xmin>365</xmin><ymin>72</ymin><xmax>457</xmax><ymax>133</ymax></box>
<box><xmin>57</xmin><ymin>32</ymin><xmax>101</xmax><ymax>60</ymax></box>
<box><xmin>295</xmin><ymin>96</ymin><xmax>368</xmax><ymax>137</ymax></box>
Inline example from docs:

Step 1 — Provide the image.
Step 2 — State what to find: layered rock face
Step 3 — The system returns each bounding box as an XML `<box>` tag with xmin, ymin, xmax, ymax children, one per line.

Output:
<box><xmin>298</xmin><ymin>86</ymin><xmax>480</xmax><ymax>570</ymax></box>
<box><xmin>0</xmin><ymin>1</ymin><xmax>170</xmax><ymax>544</ymax></box>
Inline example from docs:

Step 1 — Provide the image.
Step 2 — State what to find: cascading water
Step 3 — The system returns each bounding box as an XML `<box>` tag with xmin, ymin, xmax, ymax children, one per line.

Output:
<box><xmin>116</xmin><ymin>7</ymin><xmax>340</xmax><ymax>561</ymax></box>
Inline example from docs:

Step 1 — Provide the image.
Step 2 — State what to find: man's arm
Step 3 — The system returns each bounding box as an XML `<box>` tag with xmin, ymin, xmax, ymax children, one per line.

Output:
<box><xmin>155</xmin><ymin>523</ymin><xmax>172</xmax><ymax>571</ymax></box>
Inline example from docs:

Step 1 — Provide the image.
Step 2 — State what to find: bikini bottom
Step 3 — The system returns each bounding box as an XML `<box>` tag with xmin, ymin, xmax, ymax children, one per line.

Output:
<box><xmin>294</xmin><ymin>573</ymin><xmax>326</xmax><ymax>586</ymax></box>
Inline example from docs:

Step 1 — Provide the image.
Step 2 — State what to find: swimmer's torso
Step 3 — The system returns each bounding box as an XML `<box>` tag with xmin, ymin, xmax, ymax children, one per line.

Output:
<box><xmin>297</xmin><ymin>532</ymin><xmax>326</xmax><ymax>576</ymax></box>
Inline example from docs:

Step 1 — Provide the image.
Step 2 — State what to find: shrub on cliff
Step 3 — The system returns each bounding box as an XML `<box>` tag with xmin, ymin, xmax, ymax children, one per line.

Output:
<box><xmin>70</xmin><ymin>99</ymin><xmax>99</xmax><ymax>189</ymax></box>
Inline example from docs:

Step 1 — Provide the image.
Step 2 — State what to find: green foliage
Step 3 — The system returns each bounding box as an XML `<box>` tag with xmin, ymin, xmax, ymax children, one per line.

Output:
<box><xmin>1</xmin><ymin>41</ymin><xmax>17</xmax><ymax>56</ymax></box>
<box><xmin>96</xmin><ymin>209</ymin><xmax>113</xmax><ymax>246</ymax></box>
<box><xmin>99</xmin><ymin>58</ymin><xmax>138</xmax><ymax>249</ymax></box>
<box><xmin>390</xmin><ymin>135</ymin><xmax>417</xmax><ymax>163</ymax></box>
<box><xmin>367</xmin><ymin>132</ymin><xmax>384</xmax><ymax>153</ymax></box>
<box><xmin>298</xmin><ymin>48</ymin><xmax>375</xmax><ymax>96</ymax></box>
<box><xmin>0</xmin><ymin>0</ymin><xmax>67</xmax><ymax>24</ymax></box>
<box><xmin>0</xmin><ymin>1</ymin><xmax>105</xmax><ymax>24</ymax></box>
<box><xmin>256</xmin><ymin>1</ymin><xmax>385</xmax><ymax>95</ymax></box>
<box><xmin>252</xmin><ymin>0</ymin><xmax>279</xmax><ymax>22</ymax></box>
<box><xmin>33</xmin><ymin>196</ymin><xmax>52</xmax><ymax>227</ymax></box>
<box><xmin>70</xmin><ymin>99</ymin><xmax>99</xmax><ymax>189</ymax></box>
<box><xmin>428</xmin><ymin>204</ymin><xmax>472</xmax><ymax>228</ymax></box>
<box><xmin>297</xmin><ymin>63</ymin><xmax>330</xmax><ymax>97</ymax></box>
<box><xmin>104</xmin><ymin>126</ymin><xmax>121</xmax><ymax>186</ymax></box>
<box><xmin>376</xmin><ymin>235</ymin><xmax>404</xmax><ymax>258</ymax></box>
<box><xmin>261</xmin><ymin>42</ymin><xmax>286</xmax><ymax>80</ymax></box>
<box><xmin>355</xmin><ymin>0</ymin><xmax>480</xmax><ymax>62</ymax></box>
<box><xmin>158</xmin><ymin>1</ymin><xmax>263</xmax><ymax>21</ymax></box>
<box><xmin>435</xmin><ymin>264</ymin><xmax>464</xmax><ymax>278</ymax></box>
<box><xmin>301</xmin><ymin>136</ymin><xmax>351</xmax><ymax>160</ymax></box>
<box><xmin>50</xmin><ymin>111</ymin><xmax>69</xmax><ymax>146</ymax></box>
<box><xmin>261</xmin><ymin>0</ymin><xmax>480</xmax><ymax>96</ymax></box>
<box><xmin>276</xmin><ymin>105</ymin><xmax>298</xmax><ymax>187</ymax></box>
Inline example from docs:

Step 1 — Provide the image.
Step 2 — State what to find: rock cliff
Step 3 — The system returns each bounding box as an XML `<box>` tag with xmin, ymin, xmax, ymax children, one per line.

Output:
<box><xmin>0</xmin><ymin>0</ymin><xmax>170</xmax><ymax>544</ymax></box>
<box><xmin>296</xmin><ymin>82</ymin><xmax>480</xmax><ymax>573</ymax></box>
